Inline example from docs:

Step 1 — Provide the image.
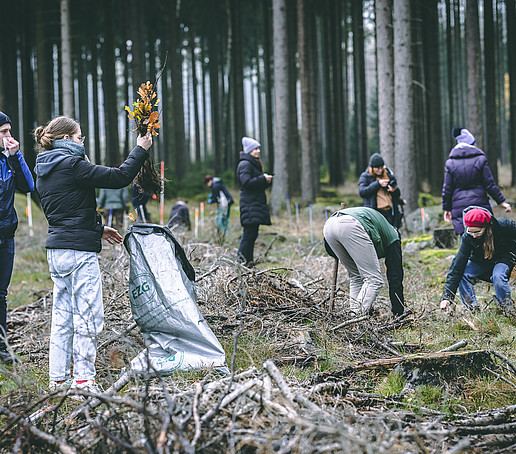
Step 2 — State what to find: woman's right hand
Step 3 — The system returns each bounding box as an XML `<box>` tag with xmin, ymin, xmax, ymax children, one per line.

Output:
<box><xmin>444</xmin><ymin>211</ymin><xmax>452</xmax><ymax>223</ymax></box>
<box><xmin>264</xmin><ymin>173</ymin><xmax>273</xmax><ymax>183</ymax></box>
<box><xmin>137</xmin><ymin>132</ymin><xmax>152</xmax><ymax>150</ymax></box>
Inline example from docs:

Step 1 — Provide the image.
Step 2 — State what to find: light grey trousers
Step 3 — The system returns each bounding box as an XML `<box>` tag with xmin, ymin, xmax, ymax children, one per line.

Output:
<box><xmin>47</xmin><ymin>249</ymin><xmax>104</xmax><ymax>381</ymax></box>
<box><xmin>323</xmin><ymin>215</ymin><xmax>384</xmax><ymax>314</ymax></box>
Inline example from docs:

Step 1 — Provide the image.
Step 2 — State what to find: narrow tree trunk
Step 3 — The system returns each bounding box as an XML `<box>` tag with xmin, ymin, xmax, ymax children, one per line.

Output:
<box><xmin>229</xmin><ymin>0</ymin><xmax>246</xmax><ymax>159</ymax></box>
<box><xmin>91</xmin><ymin>0</ymin><xmax>101</xmax><ymax>164</ymax></box>
<box><xmin>35</xmin><ymin>0</ymin><xmax>52</xmax><ymax>124</ymax></box>
<box><xmin>298</xmin><ymin>0</ymin><xmax>314</xmax><ymax>203</ymax></box>
<box><xmin>445</xmin><ymin>0</ymin><xmax>454</xmax><ymax>134</ymax></box>
<box><xmin>484</xmin><ymin>0</ymin><xmax>498</xmax><ymax>182</ymax></box>
<box><xmin>263</xmin><ymin>0</ymin><xmax>275</xmax><ymax>168</ymax></box>
<box><xmin>102</xmin><ymin>0</ymin><xmax>120</xmax><ymax>166</ymax></box>
<box><xmin>169</xmin><ymin>0</ymin><xmax>187</xmax><ymax>180</ymax></box>
<box><xmin>352</xmin><ymin>0</ymin><xmax>368</xmax><ymax>175</ymax></box>
<box><xmin>190</xmin><ymin>31</ymin><xmax>201</xmax><ymax>162</ymax></box>
<box><xmin>208</xmin><ymin>23</ymin><xmax>222</xmax><ymax>174</ymax></box>
<box><xmin>466</xmin><ymin>0</ymin><xmax>482</xmax><ymax>143</ymax></box>
<box><xmin>271</xmin><ymin>0</ymin><xmax>289</xmax><ymax>215</ymax></box>
<box><xmin>60</xmin><ymin>0</ymin><xmax>73</xmax><ymax>116</ymax></box>
<box><xmin>375</xmin><ymin>0</ymin><xmax>395</xmax><ymax>169</ymax></box>
<box><xmin>507</xmin><ymin>0</ymin><xmax>516</xmax><ymax>185</ymax></box>
<box><xmin>422</xmin><ymin>0</ymin><xmax>444</xmax><ymax>194</ymax></box>
<box><xmin>393</xmin><ymin>0</ymin><xmax>417</xmax><ymax>211</ymax></box>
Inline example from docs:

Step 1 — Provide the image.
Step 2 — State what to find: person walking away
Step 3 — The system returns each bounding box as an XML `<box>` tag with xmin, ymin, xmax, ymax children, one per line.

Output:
<box><xmin>323</xmin><ymin>206</ymin><xmax>406</xmax><ymax>317</ymax></box>
<box><xmin>34</xmin><ymin>115</ymin><xmax>152</xmax><ymax>394</ymax></box>
<box><xmin>168</xmin><ymin>199</ymin><xmax>191</xmax><ymax>231</ymax></box>
<box><xmin>358</xmin><ymin>153</ymin><xmax>403</xmax><ymax>228</ymax></box>
<box><xmin>0</xmin><ymin>111</ymin><xmax>35</xmax><ymax>364</ymax></box>
<box><xmin>236</xmin><ymin>137</ymin><xmax>273</xmax><ymax>267</ymax></box>
<box><xmin>131</xmin><ymin>184</ymin><xmax>152</xmax><ymax>223</ymax></box>
<box><xmin>204</xmin><ymin>174</ymin><xmax>234</xmax><ymax>235</ymax></box>
<box><xmin>440</xmin><ymin>207</ymin><xmax>515</xmax><ymax>312</ymax></box>
<box><xmin>97</xmin><ymin>183</ymin><xmax>130</xmax><ymax>232</ymax></box>
<box><xmin>443</xmin><ymin>127</ymin><xmax>510</xmax><ymax>235</ymax></box>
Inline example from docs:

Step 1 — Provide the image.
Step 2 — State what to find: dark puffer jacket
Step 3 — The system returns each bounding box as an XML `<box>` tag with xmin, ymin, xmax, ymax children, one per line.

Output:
<box><xmin>358</xmin><ymin>166</ymin><xmax>402</xmax><ymax>228</ymax></box>
<box><xmin>442</xmin><ymin>144</ymin><xmax>505</xmax><ymax>234</ymax></box>
<box><xmin>236</xmin><ymin>152</ymin><xmax>271</xmax><ymax>226</ymax></box>
<box><xmin>442</xmin><ymin>216</ymin><xmax>516</xmax><ymax>301</ymax></box>
<box><xmin>0</xmin><ymin>151</ymin><xmax>34</xmax><ymax>238</ymax></box>
<box><xmin>35</xmin><ymin>146</ymin><xmax>148</xmax><ymax>252</ymax></box>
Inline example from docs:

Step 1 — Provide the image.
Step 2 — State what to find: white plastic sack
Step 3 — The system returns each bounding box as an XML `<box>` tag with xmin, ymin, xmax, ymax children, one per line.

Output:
<box><xmin>123</xmin><ymin>224</ymin><xmax>227</xmax><ymax>375</ymax></box>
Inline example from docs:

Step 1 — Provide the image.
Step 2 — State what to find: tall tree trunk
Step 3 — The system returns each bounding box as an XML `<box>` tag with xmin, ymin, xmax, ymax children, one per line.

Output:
<box><xmin>287</xmin><ymin>0</ymin><xmax>300</xmax><ymax>195</ymax></box>
<box><xmin>455</xmin><ymin>1</ymin><xmax>466</xmax><ymax>124</ymax></box>
<box><xmin>169</xmin><ymin>0</ymin><xmax>187</xmax><ymax>180</ymax></box>
<box><xmin>271</xmin><ymin>0</ymin><xmax>289</xmax><ymax>214</ymax></box>
<box><xmin>190</xmin><ymin>31</ymin><xmax>201</xmax><ymax>162</ymax></box>
<box><xmin>466</xmin><ymin>0</ymin><xmax>482</xmax><ymax>142</ymax></box>
<box><xmin>21</xmin><ymin>0</ymin><xmax>36</xmax><ymax>170</ymax></box>
<box><xmin>130</xmin><ymin>0</ymin><xmax>145</xmax><ymax>95</ymax></box>
<box><xmin>262</xmin><ymin>0</ymin><xmax>275</xmax><ymax>168</ymax></box>
<box><xmin>445</xmin><ymin>0</ymin><xmax>454</xmax><ymax>134</ymax></box>
<box><xmin>484</xmin><ymin>0</ymin><xmax>498</xmax><ymax>182</ymax></box>
<box><xmin>91</xmin><ymin>3</ymin><xmax>101</xmax><ymax>165</ymax></box>
<box><xmin>422</xmin><ymin>0</ymin><xmax>444</xmax><ymax>194</ymax></box>
<box><xmin>375</xmin><ymin>0</ymin><xmax>395</xmax><ymax>169</ymax></box>
<box><xmin>308</xmin><ymin>1</ymin><xmax>319</xmax><ymax>194</ymax></box>
<box><xmin>78</xmin><ymin>49</ymin><xmax>89</xmax><ymax>152</ymax></box>
<box><xmin>507</xmin><ymin>0</ymin><xmax>516</xmax><ymax>185</ymax></box>
<box><xmin>352</xmin><ymin>0</ymin><xmax>368</xmax><ymax>175</ymax></box>
<box><xmin>229</xmin><ymin>0</ymin><xmax>246</xmax><ymax>161</ymax></box>
<box><xmin>60</xmin><ymin>0</ymin><xmax>73</xmax><ymax>116</ymax></box>
<box><xmin>208</xmin><ymin>23</ymin><xmax>222</xmax><ymax>174</ymax></box>
<box><xmin>393</xmin><ymin>0</ymin><xmax>417</xmax><ymax>211</ymax></box>
<box><xmin>298</xmin><ymin>0</ymin><xmax>314</xmax><ymax>203</ymax></box>
<box><xmin>35</xmin><ymin>0</ymin><xmax>52</xmax><ymax>125</ymax></box>
<box><xmin>102</xmin><ymin>0</ymin><xmax>120</xmax><ymax>166</ymax></box>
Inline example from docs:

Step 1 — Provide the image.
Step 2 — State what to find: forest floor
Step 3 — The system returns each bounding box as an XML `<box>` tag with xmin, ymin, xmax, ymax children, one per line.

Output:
<box><xmin>1</xmin><ymin>180</ymin><xmax>516</xmax><ymax>453</ymax></box>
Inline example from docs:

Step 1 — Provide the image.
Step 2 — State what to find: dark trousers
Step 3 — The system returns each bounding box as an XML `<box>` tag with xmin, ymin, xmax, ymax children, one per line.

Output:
<box><xmin>0</xmin><ymin>238</ymin><xmax>15</xmax><ymax>349</ymax></box>
<box><xmin>377</xmin><ymin>208</ymin><xmax>395</xmax><ymax>227</ymax></box>
<box><xmin>238</xmin><ymin>224</ymin><xmax>259</xmax><ymax>265</ymax></box>
<box><xmin>385</xmin><ymin>239</ymin><xmax>405</xmax><ymax>315</ymax></box>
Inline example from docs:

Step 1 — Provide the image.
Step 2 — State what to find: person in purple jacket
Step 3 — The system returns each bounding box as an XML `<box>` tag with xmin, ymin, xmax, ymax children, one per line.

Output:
<box><xmin>442</xmin><ymin>127</ymin><xmax>510</xmax><ymax>235</ymax></box>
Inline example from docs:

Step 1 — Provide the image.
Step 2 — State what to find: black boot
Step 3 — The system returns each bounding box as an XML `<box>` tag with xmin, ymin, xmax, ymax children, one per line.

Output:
<box><xmin>0</xmin><ymin>347</ymin><xmax>13</xmax><ymax>364</ymax></box>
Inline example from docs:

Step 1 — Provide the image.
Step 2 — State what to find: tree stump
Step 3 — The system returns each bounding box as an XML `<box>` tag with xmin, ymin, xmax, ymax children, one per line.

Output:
<box><xmin>434</xmin><ymin>227</ymin><xmax>458</xmax><ymax>249</ymax></box>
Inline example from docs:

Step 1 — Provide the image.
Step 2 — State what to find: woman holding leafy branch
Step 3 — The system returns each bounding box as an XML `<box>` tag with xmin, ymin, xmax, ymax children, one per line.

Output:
<box><xmin>34</xmin><ymin>116</ymin><xmax>152</xmax><ymax>396</ymax></box>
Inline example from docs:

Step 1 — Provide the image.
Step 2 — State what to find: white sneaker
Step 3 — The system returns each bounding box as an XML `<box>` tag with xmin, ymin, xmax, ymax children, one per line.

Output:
<box><xmin>49</xmin><ymin>378</ymin><xmax>73</xmax><ymax>392</ymax></box>
<box><xmin>69</xmin><ymin>379</ymin><xmax>103</xmax><ymax>401</ymax></box>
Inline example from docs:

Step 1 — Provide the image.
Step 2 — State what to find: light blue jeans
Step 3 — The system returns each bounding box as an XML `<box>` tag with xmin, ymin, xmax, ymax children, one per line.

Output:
<box><xmin>47</xmin><ymin>249</ymin><xmax>104</xmax><ymax>381</ymax></box>
<box><xmin>217</xmin><ymin>205</ymin><xmax>231</xmax><ymax>234</ymax></box>
<box><xmin>458</xmin><ymin>260</ymin><xmax>512</xmax><ymax>308</ymax></box>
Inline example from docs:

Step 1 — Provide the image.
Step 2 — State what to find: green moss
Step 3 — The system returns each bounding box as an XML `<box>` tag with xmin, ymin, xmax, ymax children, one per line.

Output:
<box><xmin>376</xmin><ymin>369</ymin><xmax>406</xmax><ymax>396</ymax></box>
<box><xmin>418</xmin><ymin>249</ymin><xmax>457</xmax><ymax>263</ymax></box>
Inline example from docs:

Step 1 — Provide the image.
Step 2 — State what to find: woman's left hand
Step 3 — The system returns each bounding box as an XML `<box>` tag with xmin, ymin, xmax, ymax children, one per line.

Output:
<box><xmin>102</xmin><ymin>226</ymin><xmax>123</xmax><ymax>244</ymax></box>
<box><xmin>502</xmin><ymin>202</ymin><xmax>511</xmax><ymax>213</ymax></box>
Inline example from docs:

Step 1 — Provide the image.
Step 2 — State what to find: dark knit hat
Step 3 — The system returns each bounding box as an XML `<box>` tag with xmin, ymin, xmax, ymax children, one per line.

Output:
<box><xmin>464</xmin><ymin>208</ymin><xmax>492</xmax><ymax>227</ymax></box>
<box><xmin>369</xmin><ymin>153</ymin><xmax>384</xmax><ymax>168</ymax></box>
<box><xmin>0</xmin><ymin>112</ymin><xmax>11</xmax><ymax>128</ymax></box>
<box><xmin>452</xmin><ymin>126</ymin><xmax>462</xmax><ymax>138</ymax></box>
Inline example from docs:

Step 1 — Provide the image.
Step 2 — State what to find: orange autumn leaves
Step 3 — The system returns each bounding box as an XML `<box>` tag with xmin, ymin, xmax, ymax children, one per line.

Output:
<box><xmin>125</xmin><ymin>81</ymin><xmax>161</xmax><ymax>136</ymax></box>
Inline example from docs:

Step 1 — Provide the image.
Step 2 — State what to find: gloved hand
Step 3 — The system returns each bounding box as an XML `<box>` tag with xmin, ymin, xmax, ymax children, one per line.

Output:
<box><xmin>208</xmin><ymin>195</ymin><xmax>214</xmax><ymax>204</ymax></box>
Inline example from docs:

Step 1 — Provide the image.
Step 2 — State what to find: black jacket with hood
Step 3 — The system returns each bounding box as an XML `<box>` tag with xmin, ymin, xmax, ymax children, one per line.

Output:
<box><xmin>442</xmin><ymin>206</ymin><xmax>516</xmax><ymax>301</ymax></box>
<box><xmin>35</xmin><ymin>145</ymin><xmax>148</xmax><ymax>252</ymax></box>
<box><xmin>236</xmin><ymin>152</ymin><xmax>271</xmax><ymax>226</ymax></box>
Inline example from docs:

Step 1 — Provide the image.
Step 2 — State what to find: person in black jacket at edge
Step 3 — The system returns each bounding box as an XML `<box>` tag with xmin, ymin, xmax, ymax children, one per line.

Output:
<box><xmin>236</xmin><ymin>137</ymin><xmax>273</xmax><ymax>267</ymax></box>
<box><xmin>358</xmin><ymin>153</ymin><xmax>403</xmax><ymax>228</ymax></box>
<box><xmin>440</xmin><ymin>206</ymin><xmax>516</xmax><ymax>312</ymax></box>
<box><xmin>34</xmin><ymin>115</ymin><xmax>152</xmax><ymax>395</ymax></box>
<box><xmin>0</xmin><ymin>111</ymin><xmax>35</xmax><ymax>364</ymax></box>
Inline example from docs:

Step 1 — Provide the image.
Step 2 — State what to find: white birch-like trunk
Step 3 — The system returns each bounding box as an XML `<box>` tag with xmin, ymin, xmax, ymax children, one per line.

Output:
<box><xmin>61</xmin><ymin>0</ymin><xmax>73</xmax><ymax>117</ymax></box>
<box><xmin>375</xmin><ymin>0</ymin><xmax>395</xmax><ymax>169</ymax></box>
<box><xmin>271</xmin><ymin>0</ymin><xmax>289</xmax><ymax>215</ymax></box>
<box><xmin>393</xmin><ymin>0</ymin><xmax>417</xmax><ymax>211</ymax></box>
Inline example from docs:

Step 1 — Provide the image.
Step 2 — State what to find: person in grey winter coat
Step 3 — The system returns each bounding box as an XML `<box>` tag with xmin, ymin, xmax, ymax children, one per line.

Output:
<box><xmin>34</xmin><ymin>115</ymin><xmax>152</xmax><ymax>394</ymax></box>
<box><xmin>97</xmin><ymin>183</ymin><xmax>130</xmax><ymax>231</ymax></box>
<box><xmin>442</xmin><ymin>127</ymin><xmax>510</xmax><ymax>234</ymax></box>
<box><xmin>236</xmin><ymin>137</ymin><xmax>273</xmax><ymax>266</ymax></box>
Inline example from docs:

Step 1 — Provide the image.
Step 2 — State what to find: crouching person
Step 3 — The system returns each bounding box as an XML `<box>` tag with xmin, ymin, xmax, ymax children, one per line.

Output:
<box><xmin>441</xmin><ymin>206</ymin><xmax>516</xmax><ymax>312</ymax></box>
<box><xmin>323</xmin><ymin>206</ymin><xmax>406</xmax><ymax>316</ymax></box>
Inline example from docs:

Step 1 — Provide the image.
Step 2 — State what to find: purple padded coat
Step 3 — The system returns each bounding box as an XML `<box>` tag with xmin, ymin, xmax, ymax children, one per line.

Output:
<box><xmin>442</xmin><ymin>143</ymin><xmax>505</xmax><ymax>234</ymax></box>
